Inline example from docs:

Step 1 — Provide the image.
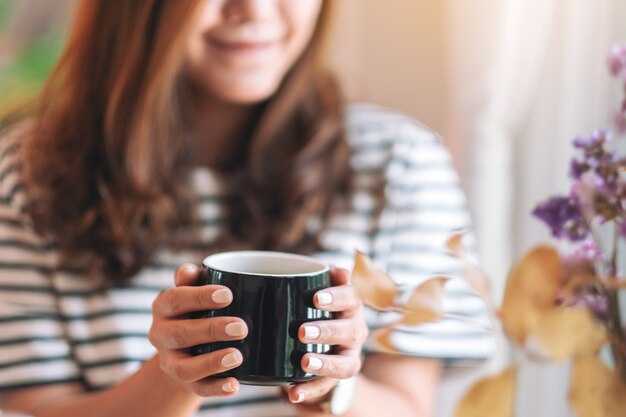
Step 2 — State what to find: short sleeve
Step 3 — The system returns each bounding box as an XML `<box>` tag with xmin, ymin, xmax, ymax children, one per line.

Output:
<box><xmin>0</xmin><ymin>125</ymin><xmax>82</xmax><ymax>392</ymax></box>
<box><xmin>361</xmin><ymin>112</ymin><xmax>495</xmax><ymax>364</ymax></box>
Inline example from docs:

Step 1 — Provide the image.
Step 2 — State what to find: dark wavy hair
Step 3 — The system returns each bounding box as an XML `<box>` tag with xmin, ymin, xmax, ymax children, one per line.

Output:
<box><xmin>21</xmin><ymin>0</ymin><xmax>353</xmax><ymax>282</ymax></box>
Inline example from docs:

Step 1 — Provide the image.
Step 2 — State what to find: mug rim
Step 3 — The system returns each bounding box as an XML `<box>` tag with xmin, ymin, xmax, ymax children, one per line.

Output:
<box><xmin>202</xmin><ymin>250</ymin><xmax>329</xmax><ymax>277</ymax></box>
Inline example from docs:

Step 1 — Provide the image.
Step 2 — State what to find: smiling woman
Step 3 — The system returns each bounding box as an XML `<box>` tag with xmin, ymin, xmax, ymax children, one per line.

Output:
<box><xmin>0</xmin><ymin>1</ymin><xmax>493</xmax><ymax>417</ymax></box>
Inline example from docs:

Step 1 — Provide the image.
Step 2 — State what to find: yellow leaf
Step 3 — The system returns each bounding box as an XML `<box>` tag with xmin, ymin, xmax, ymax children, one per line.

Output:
<box><xmin>446</xmin><ymin>232</ymin><xmax>492</xmax><ymax>302</ymax></box>
<box><xmin>604</xmin><ymin>277</ymin><xmax>626</xmax><ymax>289</ymax></box>
<box><xmin>528</xmin><ymin>308</ymin><xmax>607</xmax><ymax>361</ymax></box>
<box><xmin>569</xmin><ymin>356</ymin><xmax>626</xmax><ymax>417</ymax></box>
<box><xmin>560</xmin><ymin>261</ymin><xmax>598</xmax><ymax>299</ymax></box>
<box><xmin>401</xmin><ymin>277</ymin><xmax>449</xmax><ymax>325</ymax></box>
<box><xmin>500</xmin><ymin>245</ymin><xmax>562</xmax><ymax>344</ymax></box>
<box><xmin>369</xmin><ymin>328</ymin><xmax>399</xmax><ymax>353</ymax></box>
<box><xmin>455</xmin><ymin>366</ymin><xmax>517</xmax><ymax>417</ymax></box>
<box><xmin>351</xmin><ymin>251</ymin><xmax>398</xmax><ymax>311</ymax></box>
<box><xmin>446</xmin><ymin>232</ymin><xmax>465</xmax><ymax>255</ymax></box>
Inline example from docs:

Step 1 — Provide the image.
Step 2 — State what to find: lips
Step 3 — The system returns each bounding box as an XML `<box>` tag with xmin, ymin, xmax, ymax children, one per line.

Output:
<box><xmin>206</xmin><ymin>36</ymin><xmax>279</xmax><ymax>53</ymax></box>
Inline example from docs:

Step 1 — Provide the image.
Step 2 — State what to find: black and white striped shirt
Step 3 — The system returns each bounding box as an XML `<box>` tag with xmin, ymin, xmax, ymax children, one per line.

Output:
<box><xmin>0</xmin><ymin>103</ymin><xmax>493</xmax><ymax>416</ymax></box>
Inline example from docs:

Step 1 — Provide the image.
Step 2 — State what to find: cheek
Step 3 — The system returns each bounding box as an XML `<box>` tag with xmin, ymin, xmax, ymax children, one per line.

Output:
<box><xmin>282</xmin><ymin>0</ymin><xmax>323</xmax><ymax>62</ymax></box>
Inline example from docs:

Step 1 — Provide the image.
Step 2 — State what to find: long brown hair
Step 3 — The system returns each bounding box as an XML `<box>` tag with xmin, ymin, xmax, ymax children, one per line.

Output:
<box><xmin>21</xmin><ymin>0</ymin><xmax>352</xmax><ymax>282</ymax></box>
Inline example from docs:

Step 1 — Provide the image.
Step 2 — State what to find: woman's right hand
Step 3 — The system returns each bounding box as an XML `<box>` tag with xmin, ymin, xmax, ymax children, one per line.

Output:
<box><xmin>148</xmin><ymin>264</ymin><xmax>248</xmax><ymax>397</ymax></box>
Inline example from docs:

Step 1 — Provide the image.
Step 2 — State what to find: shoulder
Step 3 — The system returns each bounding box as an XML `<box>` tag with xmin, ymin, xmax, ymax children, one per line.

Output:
<box><xmin>342</xmin><ymin>103</ymin><xmax>458</xmax><ymax>203</ymax></box>
<box><xmin>344</xmin><ymin>102</ymin><xmax>442</xmax><ymax>149</ymax></box>
<box><xmin>343</xmin><ymin>103</ymin><xmax>453</xmax><ymax>172</ymax></box>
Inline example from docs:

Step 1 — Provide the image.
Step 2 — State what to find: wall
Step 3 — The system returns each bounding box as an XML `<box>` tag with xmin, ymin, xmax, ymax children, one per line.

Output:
<box><xmin>327</xmin><ymin>0</ymin><xmax>446</xmax><ymax>134</ymax></box>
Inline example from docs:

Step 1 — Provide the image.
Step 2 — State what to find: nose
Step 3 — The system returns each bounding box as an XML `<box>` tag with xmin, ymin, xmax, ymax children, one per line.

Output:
<box><xmin>223</xmin><ymin>0</ymin><xmax>275</xmax><ymax>25</ymax></box>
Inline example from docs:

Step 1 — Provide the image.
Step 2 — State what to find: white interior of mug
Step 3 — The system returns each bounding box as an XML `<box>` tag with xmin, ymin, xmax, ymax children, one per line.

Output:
<box><xmin>202</xmin><ymin>251</ymin><xmax>329</xmax><ymax>277</ymax></box>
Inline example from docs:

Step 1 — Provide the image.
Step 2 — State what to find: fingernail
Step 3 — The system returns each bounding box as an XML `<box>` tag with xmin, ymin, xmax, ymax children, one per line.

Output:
<box><xmin>212</xmin><ymin>288</ymin><xmax>232</xmax><ymax>304</ymax></box>
<box><xmin>225</xmin><ymin>322</ymin><xmax>246</xmax><ymax>337</ymax></box>
<box><xmin>294</xmin><ymin>392</ymin><xmax>305</xmax><ymax>403</ymax></box>
<box><xmin>307</xmin><ymin>356</ymin><xmax>323</xmax><ymax>371</ymax></box>
<box><xmin>303</xmin><ymin>325</ymin><xmax>320</xmax><ymax>340</ymax></box>
<box><xmin>221</xmin><ymin>352</ymin><xmax>241</xmax><ymax>367</ymax></box>
<box><xmin>316</xmin><ymin>292</ymin><xmax>333</xmax><ymax>306</ymax></box>
<box><xmin>222</xmin><ymin>381</ymin><xmax>236</xmax><ymax>392</ymax></box>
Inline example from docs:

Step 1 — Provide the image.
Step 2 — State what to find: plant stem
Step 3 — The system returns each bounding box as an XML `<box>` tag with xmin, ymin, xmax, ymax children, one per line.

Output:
<box><xmin>607</xmin><ymin>289</ymin><xmax>626</xmax><ymax>382</ymax></box>
<box><xmin>607</xmin><ymin>230</ymin><xmax>626</xmax><ymax>382</ymax></box>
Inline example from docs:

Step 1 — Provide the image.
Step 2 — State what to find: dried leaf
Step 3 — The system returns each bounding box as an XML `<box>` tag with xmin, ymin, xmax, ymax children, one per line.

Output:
<box><xmin>604</xmin><ymin>277</ymin><xmax>626</xmax><ymax>289</ymax></box>
<box><xmin>351</xmin><ymin>251</ymin><xmax>398</xmax><ymax>311</ymax></box>
<box><xmin>369</xmin><ymin>328</ymin><xmax>398</xmax><ymax>353</ymax></box>
<box><xmin>500</xmin><ymin>245</ymin><xmax>563</xmax><ymax>344</ymax></box>
<box><xmin>560</xmin><ymin>262</ymin><xmax>599</xmax><ymax>297</ymax></box>
<box><xmin>401</xmin><ymin>277</ymin><xmax>449</xmax><ymax>325</ymax></box>
<box><xmin>455</xmin><ymin>366</ymin><xmax>517</xmax><ymax>417</ymax></box>
<box><xmin>446</xmin><ymin>232</ymin><xmax>465</xmax><ymax>255</ymax></box>
<box><xmin>446</xmin><ymin>232</ymin><xmax>492</xmax><ymax>302</ymax></box>
<box><xmin>569</xmin><ymin>356</ymin><xmax>626</xmax><ymax>417</ymax></box>
<box><xmin>527</xmin><ymin>308</ymin><xmax>607</xmax><ymax>361</ymax></box>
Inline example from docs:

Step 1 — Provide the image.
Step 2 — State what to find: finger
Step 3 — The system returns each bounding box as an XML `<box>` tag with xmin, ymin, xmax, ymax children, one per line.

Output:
<box><xmin>299</xmin><ymin>318</ymin><xmax>368</xmax><ymax>347</ymax></box>
<box><xmin>153</xmin><ymin>317</ymin><xmax>248</xmax><ymax>349</ymax></box>
<box><xmin>300</xmin><ymin>353</ymin><xmax>361</xmax><ymax>379</ymax></box>
<box><xmin>153</xmin><ymin>285</ymin><xmax>233</xmax><ymax>318</ymax></box>
<box><xmin>174</xmin><ymin>264</ymin><xmax>201</xmax><ymax>287</ymax></box>
<box><xmin>329</xmin><ymin>266</ymin><xmax>351</xmax><ymax>286</ymax></box>
<box><xmin>313</xmin><ymin>285</ymin><xmax>362</xmax><ymax>313</ymax></box>
<box><xmin>162</xmin><ymin>348</ymin><xmax>243</xmax><ymax>384</ymax></box>
<box><xmin>287</xmin><ymin>377</ymin><xmax>338</xmax><ymax>404</ymax></box>
<box><xmin>185</xmin><ymin>376</ymin><xmax>240</xmax><ymax>398</ymax></box>
<box><xmin>186</xmin><ymin>375</ymin><xmax>241</xmax><ymax>397</ymax></box>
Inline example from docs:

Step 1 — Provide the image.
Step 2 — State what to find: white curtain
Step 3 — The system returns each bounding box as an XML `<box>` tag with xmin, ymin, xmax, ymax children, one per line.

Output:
<box><xmin>446</xmin><ymin>0</ymin><xmax>626</xmax><ymax>296</ymax></box>
<box><xmin>444</xmin><ymin>0</ymin><xmax>626</xmax><ymax>416</ymax></box>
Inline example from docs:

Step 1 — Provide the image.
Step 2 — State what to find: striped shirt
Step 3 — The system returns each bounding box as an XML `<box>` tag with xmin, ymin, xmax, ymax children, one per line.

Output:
<box><xmin>0</xmin><ymin>103</ymin><xmax>494</xmax><ymax>416</ymax></box>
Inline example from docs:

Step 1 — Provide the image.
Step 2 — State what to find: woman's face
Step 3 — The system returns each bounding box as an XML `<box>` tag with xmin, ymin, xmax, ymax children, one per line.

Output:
<box><xmin>182</xmin><ymin>0</ymin><xmax>323</xmax><ymax>104</ymax></box>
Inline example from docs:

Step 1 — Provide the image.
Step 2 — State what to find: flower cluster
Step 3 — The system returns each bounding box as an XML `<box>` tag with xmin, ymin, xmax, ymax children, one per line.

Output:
<box><xmin>533</xmin><ymin>44</ymin><xmax>626</xmax><ymax>245</ymax></box>
<box><xmin>531</xmin><ymin>44</ymin><xmax>626</xmax><ymax>384</ymax></box>
<box><xmin>532</xmin><ymin>129</ymin><xmax>625</xmax><ymax>242</ymax></box>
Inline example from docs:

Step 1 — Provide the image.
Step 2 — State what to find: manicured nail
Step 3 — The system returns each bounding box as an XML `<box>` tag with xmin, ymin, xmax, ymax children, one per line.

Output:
<box><xmin>307</xmin><ymin>356</ymin><xmax>323</xmax><ymax>371</ymax></box>
<box><xmin>222</xmin><ymin>381</ymin><xmax>236</xmax><ymax>392</ymax></box>
<box><xmin>294</xmin><ymin>392</ymin><xmax>305</xmax><ymax>403</ymax></box>
<box><xmin>221</xmin><ymin>352</ymin><xmax>241</xmax><ymax>367</ymax></box>
<box><xmin>212</xmin><ymin>288</ymin><xmax>232</xmax><ymax>303</ymax></box>
<box><xmin>316</xmin><ymin>292</ymin><xmax>333</xmax><ymax>306</ymax></box>
<box><xmin>225</xmin><ymin>322</ymin><xmax>246</xmax><ymax>337</ymax></box>
<box><xmin>303</xmin><ymin>325</ymin><xmax>320</xmax><ymax>340</ymax></box>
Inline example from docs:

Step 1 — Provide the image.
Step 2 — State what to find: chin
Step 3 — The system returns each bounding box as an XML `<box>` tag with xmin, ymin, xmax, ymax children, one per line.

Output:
<box><xmin>213</xmin><ymin>83</ymin><xmax>280</xmax><ymax>105</ymax></box>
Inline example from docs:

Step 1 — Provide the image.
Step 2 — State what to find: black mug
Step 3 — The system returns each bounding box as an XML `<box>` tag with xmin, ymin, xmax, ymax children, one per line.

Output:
<box><xmin>192</xmin><ymin>251</ymin><xmax>331</xmax><ymax>386</ymax></box>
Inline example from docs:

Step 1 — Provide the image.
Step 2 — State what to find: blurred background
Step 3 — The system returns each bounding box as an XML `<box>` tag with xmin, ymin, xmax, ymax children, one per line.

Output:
<box><xmin>1</xmin><ymin>1</ymin><xmax>625</xmax><ymax>416</ymax></box>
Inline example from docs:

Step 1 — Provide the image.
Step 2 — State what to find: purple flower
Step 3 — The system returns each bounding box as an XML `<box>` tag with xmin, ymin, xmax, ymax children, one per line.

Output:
<box><xmin>570</xmin><ymin>173</ymin><xmax>597</xmax><ymax>219</ymax></box>
<box><xmin>567</xmin><ymin>240</ymin><xmax>604</xmax><ymax>263</ymax></box>
<box><xmin>569</xmin><ymin>159</ymin><xmax>589</xmax><ymax>180</ymax></box>
<box><xmin>532</xmin><ymin>196</ymin><xmax>589</xmax><ymax>241</ymax></box>
<box><xmin>608</xmin><ymin>44</ymin><xmax>626</xmax><ymax>81</ymax></box>
<box><xmin>573</xmin><ymin>130</ymin><xmax>607</xmax><ymax>150</ymax></box>
<box><xmin>569</xmin><ymin>294</ymin><xmax>610</xmax><ymax>321</ymax></box>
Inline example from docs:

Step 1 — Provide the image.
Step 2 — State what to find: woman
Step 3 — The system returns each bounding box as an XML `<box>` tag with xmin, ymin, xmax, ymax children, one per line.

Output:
<box><xmin>0</xmin><ymin>1</ymin><xmax>493</xmax><ymax>416</ymax></box>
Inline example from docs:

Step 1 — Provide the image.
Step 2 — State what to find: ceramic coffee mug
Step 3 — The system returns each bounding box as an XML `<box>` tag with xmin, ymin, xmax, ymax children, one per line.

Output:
<box><xmin>191</xmin><ymin>251</ymin><xmax>331</xmax><ymax>386</ymax></box>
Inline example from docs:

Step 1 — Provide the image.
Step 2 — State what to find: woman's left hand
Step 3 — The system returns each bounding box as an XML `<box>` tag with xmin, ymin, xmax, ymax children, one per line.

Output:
<box><xmin>285</xmin><ymin>267</ymin><xmax>369</xmax><ymax>405</ymax></box>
